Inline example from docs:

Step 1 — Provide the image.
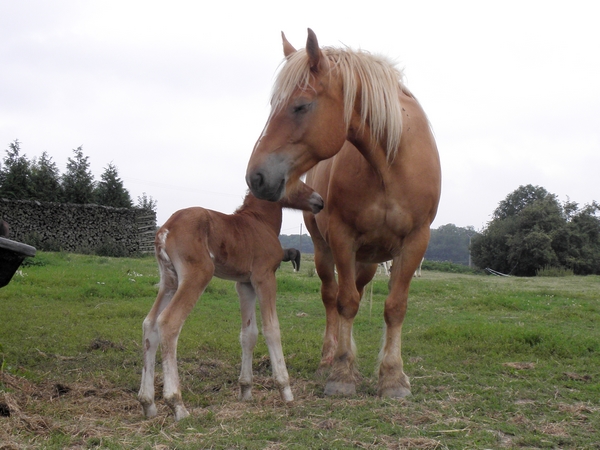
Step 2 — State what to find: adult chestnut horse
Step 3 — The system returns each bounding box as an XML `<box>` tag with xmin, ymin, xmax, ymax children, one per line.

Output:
<box><xmin>246</xmin><ymin>29</ymin><xmax>441</xmax><ymax>398</ymax></box>
<box><xmin>138</xmin><ymin>182</ymin><xmax>323</xmax><ymax>421</ymax></box>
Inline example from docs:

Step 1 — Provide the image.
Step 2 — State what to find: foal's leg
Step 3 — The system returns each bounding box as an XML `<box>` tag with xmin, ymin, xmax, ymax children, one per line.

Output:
<box><xmin>158</xmin><ymin>266</ymin><xmax>213</xmax><ymax>420</ymax></box>
<box><xmin>236</xmin><ymin>282</ymin><xmax>258</xmax><ymax>400</ymax></box>
<box><xmin>253</xmin><ymin>273</ymin><xmax>294</xmax><ymax>402</ymax></box>
<box><xmin>377</xmin><ymin>229</ymin><xmax>429</xmax><ymax>398</ymax></box>
<box><xmin>138</xmin><ymin>269</ymin><xmax>177</xmax><ymax>418</ymax></box>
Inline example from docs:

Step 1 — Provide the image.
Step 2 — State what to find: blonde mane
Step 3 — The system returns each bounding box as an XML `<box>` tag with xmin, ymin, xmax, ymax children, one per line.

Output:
<box><xmin>271</xmin><ymin>47</ymin><xmax>407</xmax><ymax>161</ymax></box>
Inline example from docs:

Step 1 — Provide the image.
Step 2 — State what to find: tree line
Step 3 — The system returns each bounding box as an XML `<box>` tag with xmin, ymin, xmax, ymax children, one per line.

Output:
<box><xmin>280</xmin><ymin>184</ymin><xmax>600</xmax><ymax>277</ymax></box>
<box><xmin>471</xmin><ymin>185</ymin><xmax>600</xmax><ymax>276</ymax></box>
<box><xmin>0</xmin><ymin>140</ymin><xmax>156</xmax><ymax>211</ymax></box>
<box><xmin>278</xmin><ymin>234</ymin><xmax>314</xmax><ymax>254</ymax></box>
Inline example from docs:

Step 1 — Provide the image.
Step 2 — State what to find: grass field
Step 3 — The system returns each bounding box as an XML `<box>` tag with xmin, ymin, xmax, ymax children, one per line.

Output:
<box><xmin>1</xmin><ymin>252</ymin><xmax>599</xmax><ymax>449</ymax></box>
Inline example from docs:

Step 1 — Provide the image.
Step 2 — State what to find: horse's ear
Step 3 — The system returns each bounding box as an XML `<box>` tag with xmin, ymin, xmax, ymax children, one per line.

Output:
<box><xmin>282</xmin><ymin>32</ymin><xmax>297</xmax><ymax>58</ymax></box>
<box><xmin>306</xmin><ymin>28</ymin><xmax>322</xmax><ymax>73</ymax></box>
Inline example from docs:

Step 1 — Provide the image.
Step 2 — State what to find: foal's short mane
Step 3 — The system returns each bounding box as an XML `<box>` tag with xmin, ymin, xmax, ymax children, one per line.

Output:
<box><xmin>271</xmin><ymin>46</ymin><xmax>409</xmax><ymax>161</ymax></box>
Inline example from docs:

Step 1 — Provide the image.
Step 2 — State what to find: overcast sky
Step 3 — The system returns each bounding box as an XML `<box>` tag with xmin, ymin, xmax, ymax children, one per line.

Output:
<box><xmin>1</xmin><ymin>1</ymin><xmax>598</xmax><ymax>235</ymax></box>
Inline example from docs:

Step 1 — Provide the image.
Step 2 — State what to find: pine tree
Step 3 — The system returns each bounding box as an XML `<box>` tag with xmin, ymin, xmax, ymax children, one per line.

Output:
<box><xmin>136</xmin><ymin>192</ymin><xmax>158</xmax><ymax>213</ymax></box>
<box><xmin>30</xmin><ymin>151</ymin><xmax>63</xmax><ymax>202</ymax></box>
<box><xmin>95</xmin><ymin>162</ymin><xmax>132</xmax><ymax>207</ymax></box>
<box><xmin>61</xmin><ymin>146</ymin><xmax>96</xmax><ymax>204</ymax></box>
<box><xmin>0</xmin><ymin>139</ymin><xmax>32</xmax><ymax>199</ymax></box>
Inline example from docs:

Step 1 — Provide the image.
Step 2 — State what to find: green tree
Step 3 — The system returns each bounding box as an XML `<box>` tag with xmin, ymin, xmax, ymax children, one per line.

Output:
<box><xmin>95</xmin><ymin>163</ymin><xmax>132</xmax><ymax>207</ymax></box>
<box><xmin>562</xmin><ymin>201</ymin><xmax>600</xmax><ymax>274</ymax></box>
<box><xmin>278</xmin><ymin>234</ymin><xmax>314</xmax><ymax>254</ymax></box>
<box><xmin>136</xmin><ymin>192</ymin><xmax>158</xmax><ymax>213</ymax></box>
<box><xmin>30</xmin><ymin>151</ymin><xmax>63</xmax><ymax>202</ymax></box>
<box><xmin>62</xmin><ymin>146</ymin><xmax>95</xmax><ymax>204</ymax></box>
<box><xmin>0</xmin><ymin>139</ymin><xmax>32</xmax><ymax>199</ymax></box>
<box><xmin>471</xmin><ymin>184</ymin><xmax>600</xmax><ymax>276</ymax></box>
<box><xmin>493</xmin><ymin>184</ymin><xmax>553</xmax><ymax>220</ymax></box>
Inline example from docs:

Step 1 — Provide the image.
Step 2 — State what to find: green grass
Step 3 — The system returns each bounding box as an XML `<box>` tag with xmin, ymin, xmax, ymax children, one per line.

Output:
<box><xmin>1</xmin><ymin>252</ymin><xmax>599</xmax><ymax>449</ymax></box>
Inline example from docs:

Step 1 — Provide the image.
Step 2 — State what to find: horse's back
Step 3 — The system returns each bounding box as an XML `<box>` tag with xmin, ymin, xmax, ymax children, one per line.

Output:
<box><xmin>159</xmin><ymin>206</ymin><xmax>283</xmax><ymax>282</ymax></box>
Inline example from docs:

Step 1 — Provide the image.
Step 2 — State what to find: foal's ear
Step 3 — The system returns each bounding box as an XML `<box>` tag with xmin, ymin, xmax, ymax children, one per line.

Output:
<box><xmin>282</xmin><ymin>32</ymin><xmax>297</xmax><ymax>58</ymax></box>
<box><xmin>306</xmin><ymin>28</ymin><xmax>323</xmax><ymax>73</ymax></box>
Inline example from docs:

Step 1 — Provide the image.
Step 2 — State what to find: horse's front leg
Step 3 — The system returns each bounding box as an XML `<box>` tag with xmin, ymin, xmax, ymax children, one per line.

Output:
<box><xmin>236</xmin><ymin>282</ymin><xmax>258</xmax><ymax>401</ymax></box>
<box><xmin>253</xmin><ymin>273</ymin><xmax>294</xmax><ymax>402</ymax></box>
<box><xmin>377</xmin><ymin>230</ymin><xmax>429</xmax><ymax>398</ymax></box>
<box><xmin>324</xmin><ymin>248</ymin><xmax>361</xmax><ymax>396</ymax></box>
<box><xmin>305</xmin><ymin>212</ymin><xmax>338</xmax><ymax>374</ymax></box>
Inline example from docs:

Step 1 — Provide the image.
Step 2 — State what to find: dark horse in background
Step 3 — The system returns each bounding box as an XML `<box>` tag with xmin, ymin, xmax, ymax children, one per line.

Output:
<box><xmin>246</xmin><ymin>29</ymin><xmax>441</xmax><ymax>398</ymax></box>
<box><xmin>282</xmin><ymin>248</ymin><xmax>301</xmax><ymax>272</ymax></box>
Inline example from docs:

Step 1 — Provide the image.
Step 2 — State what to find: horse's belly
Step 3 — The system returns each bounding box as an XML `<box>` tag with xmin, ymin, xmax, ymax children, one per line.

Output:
<box><xmin>355</xmin><ymin>244</ymin><xmax>394</xmax><ymax>264</ymax></box>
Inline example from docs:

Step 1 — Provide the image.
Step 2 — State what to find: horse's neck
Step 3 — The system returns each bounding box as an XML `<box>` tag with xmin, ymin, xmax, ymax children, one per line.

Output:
<box><xmin>346</xmin><ymin>135</ymin><xmax>395</xmax><ymax>187</ymax></box>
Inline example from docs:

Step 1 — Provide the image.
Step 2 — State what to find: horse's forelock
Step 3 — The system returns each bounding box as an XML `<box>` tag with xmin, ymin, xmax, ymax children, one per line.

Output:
<box><xmin>270</xmin><ymin>49</ymin><xmax>314</xmax><ymax>112</ymax></box>
<box><xmin>270</xmin><ymin>46</ymin><xmax>406</xmax><ymax>162</ymax></box>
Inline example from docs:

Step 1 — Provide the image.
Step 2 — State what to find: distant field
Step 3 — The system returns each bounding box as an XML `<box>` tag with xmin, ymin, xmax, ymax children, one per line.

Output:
<box><xmin>1</xmin><ymin>252</ymin><xmax>599</xmax><ymax>449</ymax></box>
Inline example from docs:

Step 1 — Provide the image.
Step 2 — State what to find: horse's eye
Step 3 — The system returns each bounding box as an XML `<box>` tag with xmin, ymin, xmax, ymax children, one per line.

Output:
<box><xmin>293</xmin><ymin>103</ymin><xmax>310</xmax><ymax>114</ymax></box>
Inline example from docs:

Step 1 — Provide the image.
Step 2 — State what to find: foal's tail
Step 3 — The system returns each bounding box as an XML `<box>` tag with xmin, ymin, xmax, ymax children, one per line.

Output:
<box><xmin>155</xmin><ymin>228</ymin><xmax>178</xmax><ymax>294</ymax></box>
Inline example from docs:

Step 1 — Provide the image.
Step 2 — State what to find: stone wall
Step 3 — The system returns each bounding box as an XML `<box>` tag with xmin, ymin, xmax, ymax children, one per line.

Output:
<box><xmin>0</xmin><ymin>198</ymin><xmax>156</xmax><ymax>256</ymax></box>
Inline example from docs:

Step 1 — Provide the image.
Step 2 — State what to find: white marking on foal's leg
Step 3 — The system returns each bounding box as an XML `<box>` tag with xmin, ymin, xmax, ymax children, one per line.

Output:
<box><xmin>138</xmin><ymin>330</ymin><xmax>159</xmax><ymax>417</ymax></box>
<box><xmin>237</xmin><ymin>282</ymin><xmax>258</xmax><ymax>401</ymax></box>
<box><xmin>263</xmin><ymin>324</ymin><xmax>294</xmax><ymax>402</ymax></box>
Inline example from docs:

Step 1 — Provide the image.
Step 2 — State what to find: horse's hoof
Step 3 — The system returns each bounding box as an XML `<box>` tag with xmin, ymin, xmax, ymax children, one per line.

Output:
<box><xmin>324</xmin><ymin>381</ymin><xmax>356</xmax><ymax>396</ymax></box>
<box><xmin>379</xmin><ymin>386</ymin><xmax>411</xmax><ymax>398</ymax></box>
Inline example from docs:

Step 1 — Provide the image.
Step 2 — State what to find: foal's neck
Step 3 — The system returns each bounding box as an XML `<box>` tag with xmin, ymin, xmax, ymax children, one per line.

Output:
<box><xmin>239</xmin><ymin>195</ymin><xmax>283</xmax><ymax>234</ymax></box>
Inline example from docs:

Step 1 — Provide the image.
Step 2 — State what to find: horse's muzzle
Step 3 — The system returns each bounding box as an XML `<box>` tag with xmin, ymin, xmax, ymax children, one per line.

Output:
<box><xmin>246</xmin><ymin>170</ymin><xmax>286</xmax><ymax>202</ymax></box>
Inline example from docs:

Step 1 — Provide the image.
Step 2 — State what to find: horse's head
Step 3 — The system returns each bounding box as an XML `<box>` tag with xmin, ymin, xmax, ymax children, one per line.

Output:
<box><xmin>246</xmin><ymin>29</ymin><xmax>348</xmax><ymax>201</ymax></box>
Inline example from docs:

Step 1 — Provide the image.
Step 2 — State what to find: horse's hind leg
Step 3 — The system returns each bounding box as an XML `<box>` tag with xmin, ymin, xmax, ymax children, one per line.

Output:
<box><xmin>158</xmin><ymin>266</ymin><xmax>212</xmax><ymax>421</ymax></box>
<box><xmin>236</xmin><ymin>281</ymin><xmax>258</xmax><ymax>400</ymax></box>
<box><xmin>138</xmin><ymin>257</ymin><xmax>177</xmax><ymax>418</ymax></box>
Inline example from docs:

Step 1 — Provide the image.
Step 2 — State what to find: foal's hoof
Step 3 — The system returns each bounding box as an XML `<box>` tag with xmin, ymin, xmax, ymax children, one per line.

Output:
<box><xmin>280</xmin><ymin>386</ymin><xmax>294</xmax><ymax>403</ymax></box>
<box><xmin>379</xmin><ymin>386</ymin><xmax>411</xmax><ymax>399</ymax></box>
<box><xmin>173</xmin><ymin>405</ymin><xmax>190</xmax><ymax>422</ymax></box>
<box><xmin>141</xmin><ymin>402</ymin><xmax>157</xmax><ymax>418</ymax></box>
<box><xmin>324</xmin><ymin>381</ymin><xmax>356</xmax><ymax>397</ymax></box>
<box><xmin>239</xmin><ymin>385</ymin><xmax>253</xmax><ymax>401</ymax></box>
